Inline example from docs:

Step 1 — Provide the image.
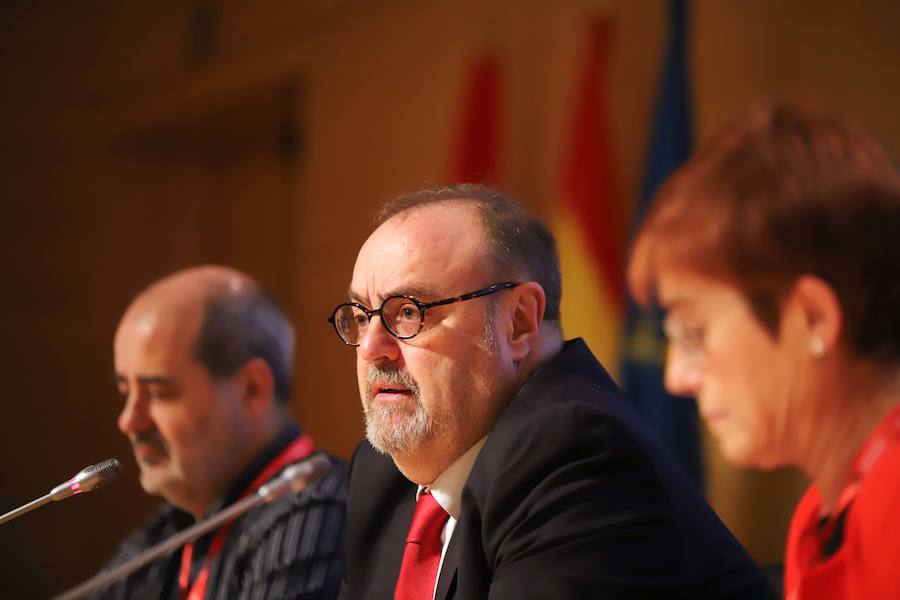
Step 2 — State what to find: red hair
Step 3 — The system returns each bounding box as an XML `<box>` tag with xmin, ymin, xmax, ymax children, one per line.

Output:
<box><xmin>629</xmin><ymin>98</ymin><xmax>900</xmax><ymax>361</ymax></box>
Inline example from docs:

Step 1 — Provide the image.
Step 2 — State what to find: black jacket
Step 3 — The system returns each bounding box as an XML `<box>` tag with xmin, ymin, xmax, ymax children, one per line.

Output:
<box><xmin>90</xmin><ymin>450</ymin><xmax>346</xmax><ymax>600</ymax></box>
<box><xmin>340</xmin><ymin>339</ymin><xmax>776</xmax><ymax>599</ymax></box>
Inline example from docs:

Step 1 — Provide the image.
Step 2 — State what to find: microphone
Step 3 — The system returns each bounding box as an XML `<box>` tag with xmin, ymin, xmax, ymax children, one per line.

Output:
<box><xmin>257</xmin><ymin>454</ymin><xmax>330</xmax><ymax>501</ymax></box>
<box><xmin>49</xmin><ymin>458</ymin><xmax>122</xmax><ymax>501</ymax></box>
<box><xmin>53</xmin><ymin>453</ymin><xmax>331</xmax><ymax>600</ymax></box>
<box><xmin>0</xmin><ymin>458</ymin><xmax>121</xmax><ymax>526</ymax></box>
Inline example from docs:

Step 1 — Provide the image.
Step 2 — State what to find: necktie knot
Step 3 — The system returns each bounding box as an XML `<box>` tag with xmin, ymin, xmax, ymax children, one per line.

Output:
<box><xmin>407</xmin><ymin>493</ymin><xmax>449</xmax><ymax>543</ymax></box>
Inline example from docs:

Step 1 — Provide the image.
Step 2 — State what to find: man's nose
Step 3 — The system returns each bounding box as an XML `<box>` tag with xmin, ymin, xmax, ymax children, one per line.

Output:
<box><xmin>663</xmin><ymin>345</ymin><xmax>703</xmax><ymax>398</ymax></box>
<box><xmin>117</xmin><ymin>390</ymin><xmax>153</xmax><ymax>436</ymax></box>
<box><xmin>357</xmin><ymin>316</ymin><xmax>402</xmax><ymax>365</ymax></box>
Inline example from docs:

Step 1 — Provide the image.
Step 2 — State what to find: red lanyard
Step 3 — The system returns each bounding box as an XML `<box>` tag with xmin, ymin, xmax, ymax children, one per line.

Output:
<box><xmin>832</xmin><ymin>403</ymin><xmax>900</xmax><ymax>516</ymax></box>
<box><xmin>177</xmin><ymin>434</ymin><xmax>315</xmax><ymax>600</ymax></box>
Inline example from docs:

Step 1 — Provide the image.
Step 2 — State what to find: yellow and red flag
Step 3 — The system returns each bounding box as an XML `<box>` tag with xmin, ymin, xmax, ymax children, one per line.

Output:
<box><xmin>556</xmin><ymin>17</ymin><xmax>624</xmax><ymax>374</ymax></box>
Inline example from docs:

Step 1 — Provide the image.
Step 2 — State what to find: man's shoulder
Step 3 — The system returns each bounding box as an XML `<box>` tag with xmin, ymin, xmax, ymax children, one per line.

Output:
<box><xmin>465</xmin><ymin>337</ymin><xmax>689</xmax><ymax>522</ymax></box>
<box><xmin>236</xmin><ymin>452</ymin><xmax>347</xmax><ymax>544</ymax></box>
<box><xmin>209</xmin><ymin>454</ymin><xmax>347</xmax><ymax>599</ymax></box>
<box><xmin>454</xmin><ymin>341</ymin><xmax>774</xmax><ymax>598</ymax></box>
<box><xmin>89</xmin><ymin>504</ymin><xmax>188</xmax><ymax>600</ymax></box>
<box><xmin>513</xmin><ymin>338</ymin><xmax>630</xmax><ymax>413</ymax></box>
<box><xmin>487</xmin><ymin>338</ymin><xmax>647</xmax><ymax>451</ymax></box>
<box><xmin>110</xmin><ymin>504</ymin><xmax>191</xmax><ymax>563</ymax></box>
<box><xmin>472</xmin><ymin>383</ymin><xmax>660</xmax><ymax>497</ymax></box>
<box><xmin>296</xmin><ymin>452</ymin><xmax>348</xmax><ymax>502</ymax></box>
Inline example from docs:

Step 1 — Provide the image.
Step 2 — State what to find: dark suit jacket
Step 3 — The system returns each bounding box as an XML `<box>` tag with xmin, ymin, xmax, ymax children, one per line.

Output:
<box><xmin>340</xmin><ymin>339</ymin><xmax>775</xmax><ymax>599</ymax></box>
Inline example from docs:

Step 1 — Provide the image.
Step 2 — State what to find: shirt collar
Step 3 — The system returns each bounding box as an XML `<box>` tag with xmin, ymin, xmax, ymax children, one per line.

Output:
<box><xmin>417</xmin><ymin>436</ymin><xmax>487</xmax><ymax>520</ymax></box>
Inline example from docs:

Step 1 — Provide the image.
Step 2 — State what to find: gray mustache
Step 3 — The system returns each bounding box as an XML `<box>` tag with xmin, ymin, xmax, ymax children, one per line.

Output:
<box><xmin>365</xmin><ymin>364</ymin><xmax>420</xmax><ymax>397</ymax></box>
<box><xmin>132</xmin><ymin>431</ymin><xmax>168</xmax><ymax>454</ymax></box>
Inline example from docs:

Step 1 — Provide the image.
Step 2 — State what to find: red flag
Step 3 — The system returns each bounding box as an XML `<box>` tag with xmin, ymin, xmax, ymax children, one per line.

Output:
<box><xmin>450</xmin><ymin>54</ymin><xmax>502</xmax><ymax>184</ymax></box>
<box><xmin>564</xmin><ymin>17</ymin><xmax>623</xmax><ymax>303</ymax></box>
<box><xmin>556</xmin><ymin>16</ymin><xmax>623</xmax><ymax>372</ymax></box>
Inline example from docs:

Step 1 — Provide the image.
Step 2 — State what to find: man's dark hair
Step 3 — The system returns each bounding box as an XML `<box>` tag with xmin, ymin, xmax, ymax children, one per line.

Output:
<box><xmin>376</xmin><ymin>183</ymin><xmax>562</xmax><ymax>322</ymax></box>
<box><xmin>193</xmin><ymin>287</ymin><xmax>295</xmax><ymax>401</ymax></box>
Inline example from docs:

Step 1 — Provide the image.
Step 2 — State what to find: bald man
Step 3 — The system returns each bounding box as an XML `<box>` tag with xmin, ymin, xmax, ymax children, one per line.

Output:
<box><xmin>94</xmin><ymin>266</ymin><xmax>346</xmax><ymax>600</ymax></box>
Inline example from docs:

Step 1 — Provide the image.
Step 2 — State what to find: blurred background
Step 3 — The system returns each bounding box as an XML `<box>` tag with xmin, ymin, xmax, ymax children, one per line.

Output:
<box><xmin>1</xmin><ymin>0</ymin><xmax>899</xmax><ymax>596</ymax></box>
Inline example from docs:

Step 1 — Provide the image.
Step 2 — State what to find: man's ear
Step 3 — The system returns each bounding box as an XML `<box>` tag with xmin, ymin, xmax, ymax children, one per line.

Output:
<box><xmin>790</xmin><ymin>275</ymin><xmax>843</xmax><ymax>356</ymax></box>
<box><xmin>505</xmin><ymin>282</ymin><xmax>545</xmax><ymax>362</ymax></box>
<box><xmin>235</xmin><ymin>357</ymin><xmax>276</xmax><ymax>418</ymax></box>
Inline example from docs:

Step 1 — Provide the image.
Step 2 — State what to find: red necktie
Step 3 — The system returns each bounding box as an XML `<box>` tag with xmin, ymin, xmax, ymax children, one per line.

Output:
<box><xmin>394</xmin><ymin>492</ymin><xmax>450</xmax><ymax>600</ymax></box>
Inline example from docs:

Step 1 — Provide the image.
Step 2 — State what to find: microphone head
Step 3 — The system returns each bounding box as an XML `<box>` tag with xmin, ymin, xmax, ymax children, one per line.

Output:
<box><xmin>257</xmin><ymin>454</ymin><xmax>331</xmax><ymax>502</ymax></box>
<box><xmin>281</xmin><ymin>454</ymin><xmax>330</xmax><ymax>494</ymax></box>
<box><xmin>76</xmin><ymin>458</ymin><xmax>121</xmax><ymax>492</ymax></box>
<box><xmin>51</xmin><ymin>458</ymin><xmax>121</xmax><ymax>500</ymax></box>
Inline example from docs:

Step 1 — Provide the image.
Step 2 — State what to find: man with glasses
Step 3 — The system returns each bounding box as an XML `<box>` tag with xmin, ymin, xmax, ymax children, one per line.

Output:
<box><xmin>332</xmin><ymin>184</ymin><xmax>774</xmax><ymax>599</ymax></box>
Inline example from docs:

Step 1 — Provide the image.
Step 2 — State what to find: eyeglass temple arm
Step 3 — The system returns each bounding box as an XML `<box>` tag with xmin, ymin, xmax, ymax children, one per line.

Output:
<box><xmin>422</xmin><ymin>283</ymin><xmax>517</xmax><ymax>309</ymax></box>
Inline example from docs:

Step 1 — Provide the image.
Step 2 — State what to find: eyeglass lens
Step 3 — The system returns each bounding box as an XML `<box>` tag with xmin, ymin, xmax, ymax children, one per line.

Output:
<box><xmin>334</xmin><ymin>296</ymin><xmax>423</xmax><ymax>344</ymax></box>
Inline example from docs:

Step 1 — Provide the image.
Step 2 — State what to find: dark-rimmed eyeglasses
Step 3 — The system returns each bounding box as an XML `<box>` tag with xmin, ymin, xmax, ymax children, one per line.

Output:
<box><xmin>327</xmin><ymin>282</ymin><xmax>520</xmax><ymax>346</ymax></box>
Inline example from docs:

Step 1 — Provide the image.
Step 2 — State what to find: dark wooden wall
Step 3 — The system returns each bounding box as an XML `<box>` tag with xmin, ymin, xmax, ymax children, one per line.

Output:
<box><xmin>1</xmin><ymin>1</ymin><xmax>899</xmax><ymax>596</ymax></box>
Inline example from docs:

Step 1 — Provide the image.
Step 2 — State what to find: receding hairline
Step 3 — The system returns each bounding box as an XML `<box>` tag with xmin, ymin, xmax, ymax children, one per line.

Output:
<box><xmin>356</xmin><ymin>199</ymin><xmax>499</xmax><ymax>294</ymax></box>
<box><xmin>374</xmin><ymin>195</ymin><xmax>489</xmax><ymax>233</ymax></box>
<box><xmin>374</xmin><ymin>185</ymin><xmax>508</xmax><ymax>225</ymax></box>
<box><xmin>117</xmin><ymin>267</ymin><xmax>262</xmax><ymax>356</ymax></box>
<box><xmin>376</xmin><ymin>195</ymin><xmax>525</xmax><ymax>276</ymax></box>
<box><xmin>125</xmin><ymin>267</ymin><xmax>256</xmax><ymax>316</ymax></box>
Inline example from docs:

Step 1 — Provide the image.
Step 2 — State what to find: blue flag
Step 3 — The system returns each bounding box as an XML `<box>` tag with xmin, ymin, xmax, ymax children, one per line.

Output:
<box><xmin>621</xmin><ymin>0</ymin><xmax>703</xmax><ymax>487</ymax></box>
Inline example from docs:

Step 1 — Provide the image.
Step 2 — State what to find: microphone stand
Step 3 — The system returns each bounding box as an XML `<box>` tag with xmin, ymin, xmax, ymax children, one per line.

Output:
<box><xmin>0</xmin><ymin>493</ymin><xmax>55</xmax><ymax>526</ymax></box>
<box><xmin>52</xmin><ymin>455</ymin><xmax>329</xmax><ymax>600</ymax></box>
<box><xmin>0</xmin><ymin>459</ymin><xmax>120</xmax><ymax>526</ymax></box>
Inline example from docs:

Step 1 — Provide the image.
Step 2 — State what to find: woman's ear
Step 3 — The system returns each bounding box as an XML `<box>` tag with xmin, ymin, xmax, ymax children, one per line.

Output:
<box><xmin>791</xmin><ymin>275</ymin><xmax>843</xmax><ymax>357</ymax></box>
<box><xmin>505</xmin><ymin>282</ymin><xmax>546</xmax><ymax>362</ymax></box>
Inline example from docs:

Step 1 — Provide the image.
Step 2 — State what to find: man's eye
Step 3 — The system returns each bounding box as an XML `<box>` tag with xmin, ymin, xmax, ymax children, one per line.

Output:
<box><xmin>147</xmin><ymin>386</ymin><xmax>179</xmax><ymax>400</ymax></box>
<box><xmin>398</xmin><ymin>304</ymin><xmax>419</xmax><ymax>321</ymax></box>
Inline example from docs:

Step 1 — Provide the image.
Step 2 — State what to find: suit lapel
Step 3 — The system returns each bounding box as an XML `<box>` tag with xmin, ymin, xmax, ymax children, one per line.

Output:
<box><xmin>383</xmin><ymin>492</ymin><xmax>417</xmax><ymax>592</ymax></box>
<box><xmin>346</xmin><ymin>443</ymin><xmax>417</xmax><ymax>599</ymax></box>
<box><xmin>434</xmin><ymin>527</ymin><xmax>460</xmax><ymax>600</ymax></box>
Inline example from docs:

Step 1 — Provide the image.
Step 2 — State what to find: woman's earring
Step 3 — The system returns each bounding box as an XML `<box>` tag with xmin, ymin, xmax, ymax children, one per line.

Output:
<box><xmin>810</xmin><ymin>336</ymin><xmax>825</xmax><ymax>358</ymax></box>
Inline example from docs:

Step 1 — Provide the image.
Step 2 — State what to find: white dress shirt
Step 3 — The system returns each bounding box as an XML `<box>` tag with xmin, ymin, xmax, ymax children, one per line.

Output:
<box><xmin>415</xmin><ymin>436</ymin><xmax>487</xmax><ymax>600</ymax></box>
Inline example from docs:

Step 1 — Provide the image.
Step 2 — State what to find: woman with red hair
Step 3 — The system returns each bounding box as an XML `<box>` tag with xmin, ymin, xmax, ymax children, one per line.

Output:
<box><xmin>629</xmin><ymin>99</ymin><xmax>900</xmax><ymax>600</ymax></box>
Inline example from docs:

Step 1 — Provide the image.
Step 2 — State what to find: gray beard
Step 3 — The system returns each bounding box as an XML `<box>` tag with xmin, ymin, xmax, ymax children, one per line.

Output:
<box><xmin>362</xmin><ymin>307</ymin><xmax>498</xmax><ymax>456</ymax></box>
<box><xmin>363</xmin><ymin>364</ymin><xmax>432</xmax><ymax>455</ymax></box>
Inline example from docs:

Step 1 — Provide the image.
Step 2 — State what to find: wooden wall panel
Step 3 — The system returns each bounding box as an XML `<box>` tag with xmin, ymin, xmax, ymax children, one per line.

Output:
<box><xmin>1</xmin><ymin>1</ymin><xmax>898</xmax><ymax>596</ymax></box>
